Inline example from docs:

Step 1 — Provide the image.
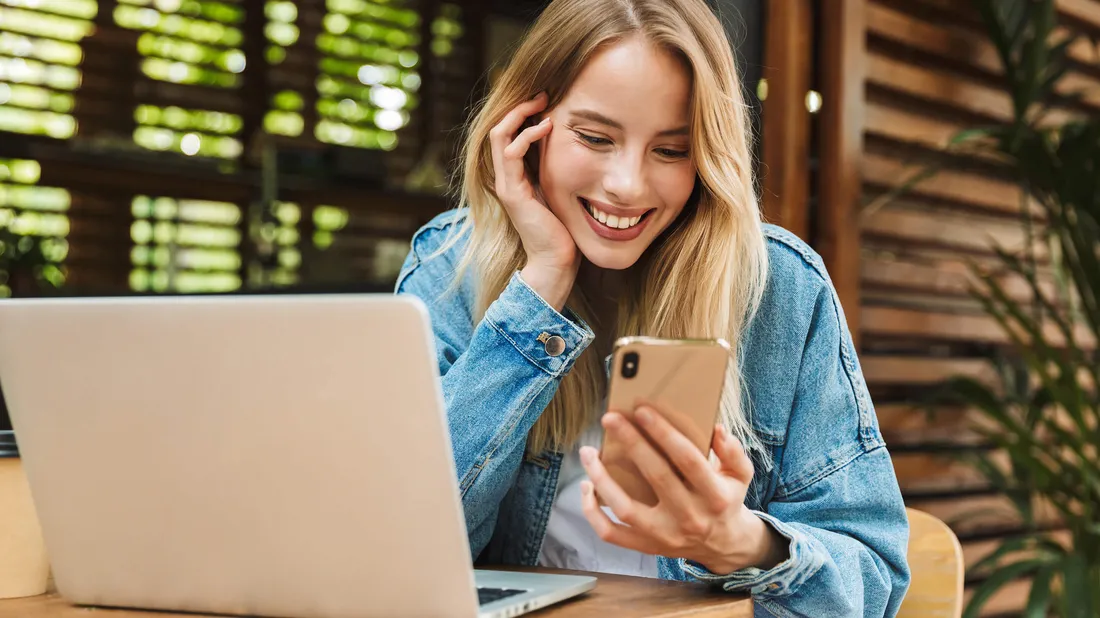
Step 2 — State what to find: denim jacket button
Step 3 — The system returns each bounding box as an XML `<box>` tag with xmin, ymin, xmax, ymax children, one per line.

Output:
<box><xmin>538</xmin><ymin>333</ymin><xmax>566</xmax><ymax>357</ymax></box>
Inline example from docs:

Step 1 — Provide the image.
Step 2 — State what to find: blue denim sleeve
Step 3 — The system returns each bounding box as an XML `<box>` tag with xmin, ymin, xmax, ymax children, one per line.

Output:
<box><xmin>671</xmin><ymin>283</ymin><xmax>911</xmax><ymax>617</ymax></box>
<box><xmin>394</xmin><ymin>217</ymin><xmax>594</xmax><ymax>559</ymax></box>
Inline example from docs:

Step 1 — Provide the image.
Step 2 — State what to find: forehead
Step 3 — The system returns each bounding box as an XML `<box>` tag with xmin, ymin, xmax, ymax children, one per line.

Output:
<box><xmin>561</xmin><ymin>36</ymin><xmax>692</xmax><ymax>130</ymax></box>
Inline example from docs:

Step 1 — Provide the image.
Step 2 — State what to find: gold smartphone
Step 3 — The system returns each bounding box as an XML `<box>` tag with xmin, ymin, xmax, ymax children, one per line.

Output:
<box><xmin>598</xmin><ymin>336</ymin><xmax>731</xmax><ymax>507</ymax></box>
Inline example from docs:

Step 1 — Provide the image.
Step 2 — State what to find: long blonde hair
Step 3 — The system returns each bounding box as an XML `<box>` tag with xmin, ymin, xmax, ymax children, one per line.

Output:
<box><xmin>445</xmin><ymin>0</ymin><xmax>770</xmax><ymax>462</ymax></box>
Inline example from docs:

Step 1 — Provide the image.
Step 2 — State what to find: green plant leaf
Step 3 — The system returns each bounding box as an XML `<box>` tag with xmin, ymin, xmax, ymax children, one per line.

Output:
<box><xmin>1023</xmin><ymin>564</ymin><xmax>1055</xmax><ymax>618</ymax></box>
<box><xmin>973</xmin><ymin>0</ymin><xmax>1015</xmax><ymax>69</ymax></box>
<box><xmin>1038</xmin><ymin>35</ymin><xmax>1076</xmax><ymax>101</ymax></box>
<box><xmin>1061</xmin><ymin>552</ymin><xmax>1093</xmax><ymax>618</ymax></box>
<box><xmin>964</xmin><ymin>558</ymin><xmax>1050</xmax><ymax>618</ymax></box>
<box><xmin>968</xmin><ymin>535</ymin><xmax>1040</xmax><ymax>576</ymax></box>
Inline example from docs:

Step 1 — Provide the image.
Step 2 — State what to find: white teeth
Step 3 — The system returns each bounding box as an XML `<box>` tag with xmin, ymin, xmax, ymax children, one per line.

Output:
<box><xmin>583</xmin><ymin>199</ymin><xmax>645</xmax><ymax>229</ymax></box>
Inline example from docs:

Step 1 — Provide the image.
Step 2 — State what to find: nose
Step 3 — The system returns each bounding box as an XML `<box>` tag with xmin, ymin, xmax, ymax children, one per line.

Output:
<box><xmin>602</xmin><ymin>150</ymin><xmax>646</xmax><ymax>205</ymax></box>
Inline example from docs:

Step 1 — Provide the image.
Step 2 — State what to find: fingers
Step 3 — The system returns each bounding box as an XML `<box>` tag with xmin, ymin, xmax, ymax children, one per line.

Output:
<box><xmin>503</xmin><ymin>118</ymin><xmax>552</xmax><ymax>160</ymax></box>
<box><xmin>489</xmin><ymin>92</ymin><xmax>548</xmax><ymax>149</ymax></box>
<box><xmin>601</xmin><ymin>413</ymin><xmax>693</xmax><ymax>512</ymax></box>
<box><xmin>579</xmin><ymin>481</ymin><xmax>654</xmax><ymax>554</ymax></box>
<box><xmin>579</xmin><ymin>445</ymin><xmax>651</xmax><ymax>531</ymax></box>
<box><xmin>632</xmin><ymin>406</ymin><xmax>728</xmax><ymax>511</ymax></box>
<box><xmin>501</xmin><ymin>119</ymin><xmax>551</xmax><ymax>186</ymax></box>
<box><xmin>713</xmin><ymin>424</ymin><xmax>754</xmax><ymax>484</ymax></box>
<box><xmin>489</xmin><ymin>93</ymin><xmax>549</xmax><ymax>202</ymax></box>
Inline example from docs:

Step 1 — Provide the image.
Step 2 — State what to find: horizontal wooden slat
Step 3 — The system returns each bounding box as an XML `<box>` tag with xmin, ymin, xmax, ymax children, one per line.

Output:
<box><xmin>894</xmin><ymin>450</ymin><xmax>1000</xmax><ymax>493</ymax></box>
<box><xmin>64</xmin><ymin>245</ymin><xmax>129</xmax><ymax>264</ymax></box>
<box><xmin>868</xmin><ymin>3</ymin><xmax>998</xmax><ymax>71</ymax></box>
<box><xmin>862</xmin><ymin>206</ymin><xmax>1041</xmax><ymax>257</ymax></box>
<box><xmin>900</xmin><ymin>0</ymin><xmax>1100</xmax><ymax>44</ymax></box>
<box><xmin>864</xmin><ymin>243</ymin><xmax>1059</xmax><ymax>278</ymax></box>
<box><xmin>868</xmin><ymin>3</ymin><xmax>1100</xmax><ymax>110</ymax></box>
<box><xmin>863</xmin><ymin>356</ymin><xmax>994</xmax><ymax>385</ymax></box>
<box><xmin>866</xmin><ymin>52</ymin><xmax>1013</xmax><ymax>122</ymax></box>
<box><xmin>877</xmin><ymin>404</ymin><xmax>987</xmax><ymax>446</ymax></box>
<box><xmin>863</xmin><ymin>306</ymin><xmax>1095</xmax><ymax>347</ymax></box>
<box><xmin>907</xmin><ymin>493</ymin><xmax>1063</xmax><ymax>536</ymax></box>
<box><xmin>864</xmin><ymin>306</ymin><xmax>1008</xmax><ymax>343</ymax></box>
<box><xmin>863</xmin><ymin>153</ymin><xmax>1028</xmax><ymax>218</ymax></box>
<box><xmin>132</xmin><ymin>81</ymin><xmax>244</xmax><ymax>114</ymax></box>
<box><xmin>30</xmin><ymin>149</ymin><xmax>448</xmax><ymax>220</ymax></box>
<box><xmin>1058</xmin><ymin>0</ymin><xmax>1100</xmax><ymax>34</ymax></box>
<box><xmin>863</xmin><ymin>255</ymin><xmax>972</xmax><ymax>295</ymax></box>
<box><xmin>909</xmin><ymin>493</ymin><xmax>1020</xmax><ymax>535</ymax></box>
<box><xmin>867</xmin><ymin>52</ymin><xmax>1080</xmax><ymax>126</ymax></box>
<box><xmin>1066</xmin><ymin>36</ymin><xmax>1100</xmax><ymax>73</ymax></box>
<box><xmin>861</xmin><ymin>256</ymin><xmax>1057</xmax><ymax>303</ymax></box>
<box><xmin>863</xmin><ymin>289</ymin><xmax>988</xmax><ymax>314</ymax></box>
<box><xmin>864</xmin><ymin>100</ymin><xmax>976</xmax><ymax>154</ymax></box>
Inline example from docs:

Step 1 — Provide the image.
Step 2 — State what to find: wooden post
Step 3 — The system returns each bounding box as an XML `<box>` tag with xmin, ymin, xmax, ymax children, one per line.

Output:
<box><xmin>761</xmin><ymin>0</ymin><xmax>813</xmax><ymax>241</ymax></box>
<box><xmin>817</xmin><ymin>0</ymin><xmax>865</xmax><ymax>348</ymax></box>
<box><xmin>239</xmin><ymin>0</ymin><xmax>268</xmax><ymax>158</ymax></box>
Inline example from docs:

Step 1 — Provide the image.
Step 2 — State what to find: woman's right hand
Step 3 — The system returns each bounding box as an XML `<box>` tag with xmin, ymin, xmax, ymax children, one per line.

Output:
<box><xmin>489</xmin><ymin>92</ymin><xmax>580</xmax><ymax>311</ymax></box>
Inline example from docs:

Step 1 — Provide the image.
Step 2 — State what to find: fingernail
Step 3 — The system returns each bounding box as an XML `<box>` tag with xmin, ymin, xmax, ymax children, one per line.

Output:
<box><xmin>539</xmin><ymin>117</ymin><xmax>550</xmax><ymax>126</ymax></box>
<box><xmin>636</xmin><ymin>407</ymin><xmax>652</xmax><ymax>425</ymax></box>
<box><xmin>580</xmin><ymin>447</ymin><xmax>596</xmax><ymax>464</ymax></box>
<box><xmin>582</xmin><ymin>481</ymin><xmax>592</xmax><ymax>496</ymax></box>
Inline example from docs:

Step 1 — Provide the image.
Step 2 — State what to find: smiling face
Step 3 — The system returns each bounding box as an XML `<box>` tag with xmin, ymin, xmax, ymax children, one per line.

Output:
<box><xmin>537</xmin><ymin>35</ymin><xmax>697</xmax><ymax>271</ymax></box>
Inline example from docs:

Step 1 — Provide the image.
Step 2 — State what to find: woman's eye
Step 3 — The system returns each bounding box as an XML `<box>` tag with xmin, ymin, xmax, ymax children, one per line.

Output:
<box><xmin>657</xmin><ymin>148</ymin><xmax>689</xmax><ymax>159</ymax></box>
<box><xmin>576</xmin><ymin>132</ymin><xmax>610</xmax><ymax>146</ymax></box>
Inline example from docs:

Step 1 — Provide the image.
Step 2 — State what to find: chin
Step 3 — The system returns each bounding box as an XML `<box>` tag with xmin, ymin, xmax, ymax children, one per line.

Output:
<box><xmin>576</xmin><ymin>244</ymin><xmax>644</xmax><ymax>270</ymax></box>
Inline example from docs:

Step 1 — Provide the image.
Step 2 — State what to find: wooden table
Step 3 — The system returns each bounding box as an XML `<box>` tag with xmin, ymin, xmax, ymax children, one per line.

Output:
<box><xmin>1</xmin><ymin>568</ymin><xmax>753</xmax><ymax>618</ymax></box>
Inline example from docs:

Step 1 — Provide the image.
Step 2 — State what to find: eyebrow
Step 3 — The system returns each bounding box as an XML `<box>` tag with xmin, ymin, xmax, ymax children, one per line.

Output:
<box><xmin>568</xmin><ymin>109</ymin><xmax>690</xmax><ymax>137</ymax></box>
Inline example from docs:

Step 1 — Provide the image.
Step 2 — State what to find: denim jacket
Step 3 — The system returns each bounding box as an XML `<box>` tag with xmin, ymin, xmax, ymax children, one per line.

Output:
<box><xmin>395</xmin><ymin>209</ymin><xmax>911</xmax><ymax>617</ymax></box>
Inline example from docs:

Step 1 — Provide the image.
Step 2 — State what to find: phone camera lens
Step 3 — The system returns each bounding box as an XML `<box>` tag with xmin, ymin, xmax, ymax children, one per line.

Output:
<box><xmin>621</xmin><ymin>352</ymin><xmax>639</xmax><ymax>379</ymax></box>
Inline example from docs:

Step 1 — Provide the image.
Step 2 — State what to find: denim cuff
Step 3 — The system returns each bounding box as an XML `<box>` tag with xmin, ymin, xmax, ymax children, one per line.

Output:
<box><xmin>483</xmin><ymin>271</ymin><xmax>594</xmax><ymax>377</ymax></box>
<box><xmin>680</xmin><ymin>511</ymin><xmax>825</xmax><ymax>597</ymax></box>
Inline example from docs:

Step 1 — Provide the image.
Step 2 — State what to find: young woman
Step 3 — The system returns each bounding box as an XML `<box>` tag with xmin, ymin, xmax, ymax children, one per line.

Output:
<box><xmin>396</xmin><ymin>0</ymin><xmax>910</xmax><ymax>615</ymax></box>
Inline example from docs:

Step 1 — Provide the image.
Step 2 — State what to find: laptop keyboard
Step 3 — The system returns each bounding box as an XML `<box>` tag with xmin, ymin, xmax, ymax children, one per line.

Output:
<box><xmin>477</xmin><ymin>587</ymin><xmax>527</xmax><ymax>605</ymax></box>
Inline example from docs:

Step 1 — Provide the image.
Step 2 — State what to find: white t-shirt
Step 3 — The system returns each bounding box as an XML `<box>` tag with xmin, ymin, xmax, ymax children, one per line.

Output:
<box><xmin>536</xmin><ymin>422</ymin><xmax>660</xmax><ymax>578</ymax></box>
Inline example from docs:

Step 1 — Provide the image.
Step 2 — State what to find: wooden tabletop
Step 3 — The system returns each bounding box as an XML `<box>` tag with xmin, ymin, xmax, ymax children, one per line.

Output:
<box><xmin>1</xmin><ymin>568</ymin><xmax>752</xmax><ymax>618</ymax></box>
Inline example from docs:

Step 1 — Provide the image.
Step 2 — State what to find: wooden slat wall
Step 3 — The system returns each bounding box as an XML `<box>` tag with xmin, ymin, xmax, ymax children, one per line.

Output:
<box><xmin>853</xmin><ymin>1</ymin><xmax>1100</xmax><ymax>614</ymax></box>
<box><xmin>1</xmin><ymin>0</ymin><xmax>487</xmax><ymax>296</ymax></box>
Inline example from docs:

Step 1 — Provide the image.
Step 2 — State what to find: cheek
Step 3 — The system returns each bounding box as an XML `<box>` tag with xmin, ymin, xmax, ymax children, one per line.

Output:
<box><xmin>539</xmin><ymin>137</ymin><xmax>602</xmax><ymax>210</ymax></box>
<box><xmin>655</xmin><ymin>165</ymin><xmax>697</xmax><ymax>215</ymax></box>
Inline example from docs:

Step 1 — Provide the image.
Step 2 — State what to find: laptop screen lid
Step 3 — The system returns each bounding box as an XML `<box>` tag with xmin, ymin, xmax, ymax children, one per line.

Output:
<box><xmin>0</xmin><ymin>295</ymin><xmax>480</xmax><ymax>618</ymax></box>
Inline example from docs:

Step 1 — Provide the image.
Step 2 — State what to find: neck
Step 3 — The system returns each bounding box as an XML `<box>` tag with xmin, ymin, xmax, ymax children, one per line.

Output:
<box><xmin>577</xmin><ymin>260</ymin><xmax>626</xmax><ymax>301</ymax></box>
<box><xmin>577</xmin><ymin>261</ymin><xmax>630</xmax><ymax>351</ymax></box>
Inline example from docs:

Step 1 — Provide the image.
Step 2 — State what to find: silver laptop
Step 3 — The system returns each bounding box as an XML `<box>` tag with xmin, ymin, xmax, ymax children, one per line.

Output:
<box><xmin>0</xmin><ymin>295</ymin><xmax>595</xmax><ymax>618</ymax></box>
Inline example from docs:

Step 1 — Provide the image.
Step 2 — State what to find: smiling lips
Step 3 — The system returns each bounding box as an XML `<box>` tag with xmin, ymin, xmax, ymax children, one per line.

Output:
<box><xmin>579</xmin><ymin>197</ymin><xmax>653</xmax><ymax>241</ymax></box>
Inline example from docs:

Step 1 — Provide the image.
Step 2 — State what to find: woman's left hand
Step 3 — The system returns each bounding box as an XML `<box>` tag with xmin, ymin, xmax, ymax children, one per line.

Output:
<box><xmin>578</xmin><ymin>405</ymin><xmax>787</xmax><ymax>575</ymax></box>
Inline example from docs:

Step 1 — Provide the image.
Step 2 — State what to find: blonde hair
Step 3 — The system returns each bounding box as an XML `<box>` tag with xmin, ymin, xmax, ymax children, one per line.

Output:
<box><xmin>445</xmin><ymin>0</ymin><xmax>770</xmax><ymax>463</ymax></box>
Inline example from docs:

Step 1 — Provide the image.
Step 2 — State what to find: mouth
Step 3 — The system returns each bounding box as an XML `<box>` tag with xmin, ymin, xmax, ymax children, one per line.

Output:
<box><xmin>579</xmin><ymin>197</ymin><xmax>654</xmax><ymax>241</ymax></box>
